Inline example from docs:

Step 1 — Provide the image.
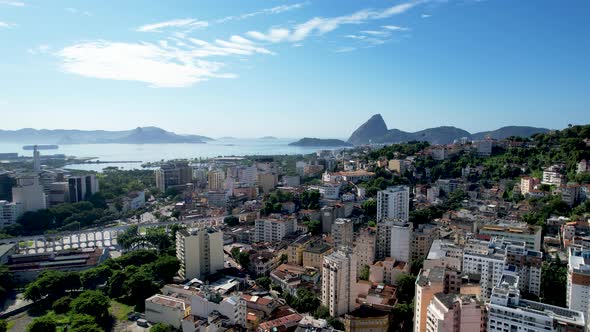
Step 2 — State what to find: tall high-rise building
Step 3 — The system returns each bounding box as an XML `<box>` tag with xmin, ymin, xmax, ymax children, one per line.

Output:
<box><xmin>155</xmin><ymin>162</ymin><xmax>193</xmax><ymax>192</ymax></box>
<box><xmin>376</xmin><ymin>186</ymin><xmax>409</xmax><ymax>222</ymax></box>
<box><xmin>33</xmin><ymin>145</ymin><xmax>41</xmax><ymax>173</ymax></box>
<box><xmin>12</xmin><ymin>176</ymin><xmax>46</xmax><ymax>213</ymax></box>
<box><xmin>414</xmin><ymin>267</ymin><xmax>448</xmax><ymax>332</ymax></box>
<box><xmin>426</xmin><ymin>293</ymin><xmax>485</xmax><ymax>332</ymax></box>
<box><xmin>354</xmin><ymin>227</ymin><xmax>376</xmax><ymax>275</ymax></box>
<box><xmin>488</xmin><ymin>273</ymin><xmax>586</xmax><ymax>332</ymax></box>
<box><xmin>376</xmin><ymin>219</ymin><xmax>410</xmax><ymax>261</ymax></box>
<box><xmin>567</xmin><ymin>247</ymin><xmax>590</xmax><ymax>323</ymax></box>
<box><xmin>176</xmin><ymin>228</ymin><xmax>224</xmax><ymax>281</ymax></box>
<box><xmin>254</xmin><ymin>218</ymin><xmax>296</xmax><ymax>243</ymax></box>
<box><xmin>0</xmin><ymin>171</ymin><xmax>14</xmax><ymax>202</ymax></box>
<box><xmin>411</xmin><ymin>223</ymin><xmax>438</xmax><ymax>263</ymax></box>
<box><xmin>322</xmin><ymin>248</ymin><xmax>357</xmax><ymax>317</ymax></box>
<box><xmin>332</xmin><ymin>218</ymin><xmax>353</xmax><ymax>250</ymax></box>
<box><xmin>207</xmin><ymin>170</ymin><xmax>225</xmax><ymax>192</ymax></box>
<box><xmin>67</xmin><ymin>174</ymin><xmax>99</xmax><ymax>203</ymax></box>
<box><xmin>0</xmin><ymin>200</ymin><xmax>22</xmax><ymax>229</ymax></box>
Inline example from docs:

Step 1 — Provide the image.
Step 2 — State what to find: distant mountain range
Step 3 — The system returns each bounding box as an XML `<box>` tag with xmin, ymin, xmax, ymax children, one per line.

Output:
<box><xmin>347</xmin><ymin>114</ymin><xmax>551</xmax><ymax>145</ymax></box>
<box><xmin>289</xmin><ymin>138</ymin><xmax>352</xmax><ymax>147</ymax></box>
<box><xmin>0</xmin><ymin>127</ymin><xmax>213</xmax><ymax>144</ymax></box>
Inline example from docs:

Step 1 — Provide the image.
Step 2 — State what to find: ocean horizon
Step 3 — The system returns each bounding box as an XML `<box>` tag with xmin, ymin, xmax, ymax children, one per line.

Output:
<box><xmin>0</xmin><ymin>138</ymin><xmax>343</xmax><ymax>172</ymax></box>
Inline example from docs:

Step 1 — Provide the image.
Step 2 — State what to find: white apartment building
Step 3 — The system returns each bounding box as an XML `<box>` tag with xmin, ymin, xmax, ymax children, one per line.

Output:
<box><xmin>0</xmin><ymin>200</ymin><xmax>22</xmax><ymax>228</ymax></box>
<box><xmin>426</xmin><ymin>293</ymin><xmax>484</xmax><ymax>332</ymax></box>
<box><xmin>376</xmin><ymin>219</ymin><xmax>410</xmax><ymax>261</ymax></box>
<box><xmin>567</xmin><ymin>247</ymin><xmax>590</xmax><ymax>323</ymax></box>
<box><xmin>207</xmin><ymin>170</ymin><xmax>225</xmax><ymax>191</ymax></box>
<box><xmin>237</xmin><ymin>165</ymin><xmax>258</xmax><ymax>185</ymax></box>
<box><xmin>176</xmin><ymin>228</ymin><xmax>224</xmax><ymax>281</ymax></box>
<box><xmin>322</xmin><ymin>248</ymin><xmax>357</xmax><ymax>317</ymax></box>
<box><xmin>463</xmin><ymin>238</ymin><xmax>543</xmax><ymax>301</ymax></box>
<box><xmin>488</xmin><ymin>273</ymin><xmax>586</xmax><ymax>332</ymax></box>
<box><xmin>462</xmin><ymin>243</ymin><xmax>506</xmax><ymax>301</ymax></box>
<box><xmin>332</xmin><ymin>218</ymin><xmax>353</xmax><ymax>249</ymax></box>
<box><xmin>479</xmin><ymin>222</ymin><xmax>542</xmax><ymax>251</ymax></box>
<box><xmin>12</xmin><ymin>176</ymin><xmax>46</xmax><ymax>213</ymax></box>
<box><xmin>376</xmin><ymin>186</ymin><xmax>409</xmax><ymax>223</ymax></box>
<box><xmin>542</xmin><ymin>165</ymin><xmax>566</xmax><ymax>186</ymax></box>
<box><xmin>254</xmin><ymin>218</ymin><xmax>296</xmax><ymax>243</ymax></box>
<box><xmin>424</xmin><ymin>239</ymin><xmax>463</xmax><ymax>271</ymax></box>
<box><xmin>145</xmin><ymin>294</ymin><xmax>189</xmax><ymax>328</ymax></box>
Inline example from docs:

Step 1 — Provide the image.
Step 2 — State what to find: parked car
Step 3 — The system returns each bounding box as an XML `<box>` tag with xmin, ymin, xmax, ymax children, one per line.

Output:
<box><xmin>137</xmin><ymin>318</ymin><xmax>149</xmax><ymax>328</ymax></box>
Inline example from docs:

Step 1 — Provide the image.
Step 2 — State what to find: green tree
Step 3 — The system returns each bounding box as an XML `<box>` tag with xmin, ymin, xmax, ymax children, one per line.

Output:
<box><xmin>303</xmin><ymin>219</ymin><xmax>321</xmax><ymax>235</ymax></box>
<box><xmin>151</xmin><ymin>255</ymin><xmax>180</xmax><ymax>283</ymax></box>
<box><xmin>541</xmin><ymin>260</ymin><xmax>567</xmax><ymax>306</ymax></box>
<box><xmin>358</xmin><ymin>265</ymin><xmax>370</xmax><ymax>281</ymax></box>
<box><xmin>0</xmin><ymin>265</ymin><xmax>13</xmax><ymax>303</ymax></box>
<box><xmin>123</xmin><ymin>269</ymin><xmax>160</xmax><ymax>306</ymax></box>
<box><xmin>391</xmin><ymin>303</ymin><xmax>414</xmax><ymax>330</ymax></box>
<box><xmin>396</xmin><ymin>273</ymin><xmax>416</xmax><ymax>304</ymax></box>
<box><xmin>0</xmin><ymin>320</ymin><xmax>7</xmax><ymax>332</ymax></box>
<box><xmin>313</xmin><ymin>305</ymin><xmax>330</xmax><ymax>319</ymax></box>
<box><xmin>107</xmin><ymin>270</ymin><xmax>127</xmax><ymax>298</ymax></box>
<box><xmin>80</xmin><ymin>265</ymin><xmax>113</xmax><ymax>289</ymax></box>
<box><xmin>223</xmin><ymin>216</ymin><xmax>240</xmax><ymax>227</ymax></box>
<box><xmin>52</xmin><ymin>296</ymin><xmax>73</xmax><ymax>314</ymax></box>
<box><xmin>150</xmin><ymin>323</ymin><xmax>174</xmax><ymax>332</ymax></box>
<box><xmin>69</xmin><ymin>314</ymin><xmax>103</xmax><ymax>332</ymax></box>
<box><xmin>70</xmin><ymin>290</ymin><xmax>111</xmax><ymax>327</ymax></box>
<box><xmin>361</xmin><ymin>199</ymin><xmax>377</xmax><ymax>218</ymax></box>
<box><xmin>27</xmin><ymin>316</ymin><xmax>57</xmax><ymax>332</ymax></box>
<box><xmin>24</xmin><ymin>270</ymin><xmax>80</xmax><ymax>301</ymax></box>
<box><xmin>256</xmin><ymin>276</ymin><xmax>272</xmax><ymax>290</ymax></box>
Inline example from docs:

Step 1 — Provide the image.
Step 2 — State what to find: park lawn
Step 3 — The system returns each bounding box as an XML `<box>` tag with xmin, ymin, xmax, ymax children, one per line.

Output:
<box><xmin>110</xmin><ymin>300</ymin><xmax>133</xmax><ymax>322</ymax></box>
<box><xmin>6</xmin><ymin>320</ymin><xmax>15</xmax><ymax>331</ymax></box>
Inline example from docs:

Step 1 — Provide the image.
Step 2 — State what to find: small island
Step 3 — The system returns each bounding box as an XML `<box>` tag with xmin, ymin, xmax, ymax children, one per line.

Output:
<box><xmin>288</xmin><ymin>137</ymin><xmax>352</xmax><ymax>147</ymax></box>
<box><xmin>260</xmin><ymin>136</ymin><xmax>278</xmax><ymax>139</ymax></box>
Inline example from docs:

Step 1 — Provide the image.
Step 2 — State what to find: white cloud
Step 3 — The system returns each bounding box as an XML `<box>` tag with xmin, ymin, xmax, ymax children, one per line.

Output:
<box><xmin>344</xmin><ymin>34</ymin><xmax>367</xmax><ymax>40</ymax></box>
<box><xmin>57</xmin><ymin>41</ymin><xmax>237</xmax><ymax>87</ymax></box>
<box><xmin>361</xmin><ymin>30</ymin><xmax>389</xmax><ymax>36</ymax></box>
<box><xmin>246</xmin><ymin>1</ymin><xmax>420</xmax><ymax>43</ymax></box>
<box><xmin>66</xmin><ymin>8</ymin><xmax>92</xmax><ymax>16</ymax></box>
<box><xmin>27</xmin><ymin>44</ymin><xmax>51</xmax><ymax>55</ymax></box>
<box><xmin>383</xmin><ymin>25</ymin><xmax>410</xmax><ymax>31</ymax></box>
<box><xmin>0</xmin><ymin>0</ymin><xmax>25</xmax><ymax>6</ymax></box>
<box><xmin>136</xmin><ymin>19</ymin><xmax>209</xmax><ymax>33</ymax></box>
<box><xmin>56</xmin><ymin>33</ymin><xmax>274</xmax><ymax>87</ymax></box>
<box><xmin>247</xmin><ymin>28</ymin><xmax>291</xmax><ymax>43</ymax></box>
<box><xmin>421</xmin><ymin>14</ymin><xmax>432</xmax><ymax>18</ymax></box>
<box><xmin>334</xmin><ymin>46</ymin><xmax>356</xmax><ymax>53</ymax></box>
<box><xmin>216</xmin><ymin>2</ymin><xmax>309</xmax><ymax>23</ymax></box>
<box><xmin>0</xmin><ymin>21</ymin><xmax>16</xmax><ymax>28</ymax></box>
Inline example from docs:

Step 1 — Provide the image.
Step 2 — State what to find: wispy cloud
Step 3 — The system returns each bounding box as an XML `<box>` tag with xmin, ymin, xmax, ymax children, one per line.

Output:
<box><xmin>246</xmin><ymin>1</ymin><xmax>421</xmax><ymax>43</ymax></box>
<box><xmin>56</xmin><ymin>35</ymin><xmax>273</xmax><ymax>87</ymax></box>
<box><xmin>27</xmin><ymin>44</ymin><xmax>51</xmax><ymax>55</ymax></box>
<box><xmin>0</xmin><ymin>21</ymin><xmax>16</xmax><ymax>28</ymax></box>
<box><xmin>66</xmin><ymin>7</ymin><xmax>92</xmax><ymax>16</ymax></box>
<box><xmin>136</xmin><ymin>19</ymin><xmax>209</xmax><ymax>32</ymax></box>
<box><xmin>0</xmin><ymin>0</ymin><xmax>25</xmax><ymax>6</ymax></box>
<box><xmin>216</xmin><ymin>2</ymin><xmax>309</xmax><ymax>23</ymax></box>
<box><xmin>383</xmin><ymin>25</ymin><xmax>410</xmax><ymax>31</ymax></box>
<box><xmin>421</xmin><ymin>14</ymin><xmax>432</xmax><ymax>18</ymax></box>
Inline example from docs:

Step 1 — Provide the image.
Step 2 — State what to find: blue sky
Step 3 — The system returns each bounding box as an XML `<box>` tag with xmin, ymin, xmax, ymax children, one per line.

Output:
<box><xmin>0</xmin><ymin>0</ymin><xmax>589</xmax><ymax>138</ymax></box>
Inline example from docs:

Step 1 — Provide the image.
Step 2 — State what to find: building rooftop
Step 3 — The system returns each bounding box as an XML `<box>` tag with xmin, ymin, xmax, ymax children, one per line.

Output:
<box><xmin>304</xmin><ymin>241</ymin><xmax>331</xmax><ymax>254</ymax></box>
<box><xmin>146</xmin><ymin>294</ymin><xmax>189</xmax><ymax>310</ymax></box>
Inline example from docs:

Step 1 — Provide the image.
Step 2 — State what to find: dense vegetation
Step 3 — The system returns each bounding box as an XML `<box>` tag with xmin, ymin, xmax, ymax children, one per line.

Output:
<box><xmin>22</xmin><ymin>248</ymin><xmax>179</xmax><ymax>330</ymax></box>
<box><xmin>0</xmin><ymin>169</ymin><xmax>156</xmax><ymax>238</ymax></box>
